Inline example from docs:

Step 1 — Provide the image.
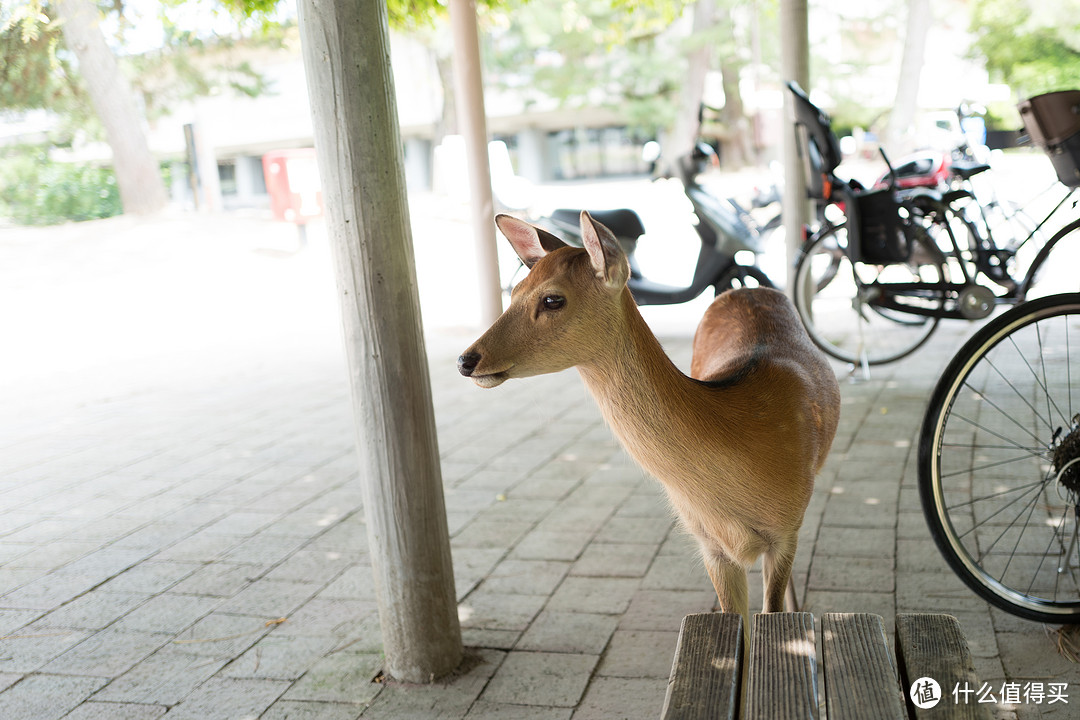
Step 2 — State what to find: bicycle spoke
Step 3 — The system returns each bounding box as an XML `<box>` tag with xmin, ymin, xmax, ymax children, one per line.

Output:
<box><xmin>1009</xmin><ymin>331</ymin><xmax>1070</xmax><ymax>430</ymax></box>
<box><xmin>949</xmin><ymin>410</ymin><xmax>1047</xmax><ymax>456</ymax></box>
<box><xmin>978</xmin><ymin>479</ymin><xmax>1043</xmax><ymax>566</ymax></box>
<box><xmin>954</xmin><ymin>477</ymin><xmax>1046</xmax><ymax>541</ymax></box>
<box><xmin>939</xmin><ymin>453</ymin><xmax>1049</xmax><ymax>480</ymax></box>
<box><xmin>981</xmin><ymin>355</ymin><xmax>1055</xmax><ymax>438</ymax></box>
<box><xmin>1027</xmin><ymin>501</ymin><xmax>1071</xmax><ymax>599</ymax></box>
<box><xmin>944</xmin><ymin>479</ymin><xmax>1046</xmax><ymax>510</ymax></box>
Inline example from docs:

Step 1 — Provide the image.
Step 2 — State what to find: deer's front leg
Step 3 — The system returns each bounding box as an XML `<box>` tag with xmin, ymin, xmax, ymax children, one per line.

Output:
<box><xmin>703</xmin><ymin>550</ymin><xmax>750</xmax><ymax>639</ymax></box>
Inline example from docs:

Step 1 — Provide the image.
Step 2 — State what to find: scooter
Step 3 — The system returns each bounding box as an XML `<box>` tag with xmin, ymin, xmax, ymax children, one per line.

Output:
<box><xmin>511</xmin><ymin>142</ymin><xmax>781</xmax><ymax>305</ymax></box>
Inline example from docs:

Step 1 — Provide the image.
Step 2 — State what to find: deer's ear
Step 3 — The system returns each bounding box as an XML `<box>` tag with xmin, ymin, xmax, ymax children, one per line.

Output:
<box><xmin>495</xmin><ymin>214</ymin><xmax>568</xmax><ymax>268</ymax></box>
<box><xmin>580</xmin><ymin>211</ymin><xmax>629</xmax><ymax>291</ymax></box>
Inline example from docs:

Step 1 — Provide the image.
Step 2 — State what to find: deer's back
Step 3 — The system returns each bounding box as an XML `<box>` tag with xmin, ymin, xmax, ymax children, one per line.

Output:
<box><xmin>690</xmin><ymin>287</ymin><xmax>840</xmax><ymax>475</ymax></box>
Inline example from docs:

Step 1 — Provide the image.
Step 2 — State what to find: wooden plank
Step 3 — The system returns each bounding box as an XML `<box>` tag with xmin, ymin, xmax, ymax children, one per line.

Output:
<box><xmin>745</xmin><ymin>612</ymin><xmax>819</xmax><ymax>720</ymax></box>
<box><xmin>895</xmin><ymin>613</ymin><xmax>992</xmax><ymax>719</ymax></box>
<box><xmin>661</xmin><ymin>613</ymin><xmax>742</xmax><ymax>720</ymax></box>
<box><xmin>821</xmin><ymin>613</ymin><xmax>906</xmax><ymax>720</ymax></box>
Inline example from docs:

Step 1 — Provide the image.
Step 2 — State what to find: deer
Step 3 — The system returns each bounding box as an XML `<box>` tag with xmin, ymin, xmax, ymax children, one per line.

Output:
<box><xmin>457</xmin><ymin>211</ymin><xmax>841</xmax><ymax>638</ymax></box>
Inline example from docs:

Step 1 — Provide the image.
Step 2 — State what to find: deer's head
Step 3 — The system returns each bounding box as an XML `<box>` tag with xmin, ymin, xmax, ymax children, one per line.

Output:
<box><xmin>457</xmin><ymin>211</ymin><xmax>630</xmax><ymax>388</ymax></box>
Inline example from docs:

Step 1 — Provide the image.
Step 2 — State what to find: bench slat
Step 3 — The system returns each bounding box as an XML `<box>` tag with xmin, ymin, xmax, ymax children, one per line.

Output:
<box><xmin>661</xmin><ymin>612</ymin><xmax>742</xmax><ymax>720</ymax></box>
<box><xmin>745</xmin><ymin>612</ymin><xmax>819</xmax><ymax>720</ymax></box>
<box><xmin>821</xmin><ymin>613</ymin><xmax>906</xmax><ymax>720</ymax></box>
<box><xmin>895</xmin><ymin>613</ymin><xmax>992</xmax><ymax>719</ymax></box>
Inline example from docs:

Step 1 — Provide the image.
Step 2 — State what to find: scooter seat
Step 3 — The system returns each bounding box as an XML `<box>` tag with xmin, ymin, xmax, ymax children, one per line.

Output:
<box><xmin>551</xmin><ymin>208</ymin><xmax>646</xmax><ymax>240</ymax></box>
<box><xmin>951</xmin><ymin>161</ymin><xmax>991</xmax><ymax>180</ymax></box>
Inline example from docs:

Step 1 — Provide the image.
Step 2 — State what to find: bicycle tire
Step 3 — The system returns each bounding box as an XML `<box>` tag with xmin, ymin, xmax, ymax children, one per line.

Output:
<box><xmin>918</xmin><ymin>293</ymin><xmax>1080</xmax><ymax>623</ymax></box>
<box><xmin>1019</xmin><ymin>217</ymin><xmax>1080</xmax><ymax>300</ymax></box>
<box><xmin>792</xmin><ymin>224</ymin><xmax>944</xmax><ymax>365</ymax></box>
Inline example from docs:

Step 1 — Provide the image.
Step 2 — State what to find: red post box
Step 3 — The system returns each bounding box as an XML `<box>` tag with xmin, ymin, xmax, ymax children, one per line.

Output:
<box><xmin>262</xmin><ymin>149</ymin><xmax>324</xmax><ymax>224</ymax></box>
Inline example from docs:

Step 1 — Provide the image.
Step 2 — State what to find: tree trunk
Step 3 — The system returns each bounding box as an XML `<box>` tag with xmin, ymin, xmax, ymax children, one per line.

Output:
<box><xmin>54</xmin><ymin>0</ymin><xmax>167</xmax><ymax>216</ymax></box>
<box><xmin>780</xmin><ymin>0</ymin><xmax>810</xmax><ymax>292</ymax></box>
<box><xmin>296</xmin><ymin>0</ymin><xmax>462</xmax><ymax>683</ymax></box>
<box><xmin>449</xmin><ymin>0</ymin><xmax>503</xmax><ymax>327</ymax></box>
<box><xmin>719</xmin><ymin>59</ymin><xmax>754</xmax><ymax>168</ymax></box>
<box><xmin>885</xmin><ymin>0</ymin><xmax>932</xmax><ymax>154</ymax></box>
<box><xmin>666</xmin><ymin>0</ymin><xmax>716</xmax><ymax>173</ymax></box>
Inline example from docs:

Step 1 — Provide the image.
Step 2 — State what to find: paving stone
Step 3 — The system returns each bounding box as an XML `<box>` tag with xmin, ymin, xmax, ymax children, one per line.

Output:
<box><xmin>93</xmin><ymin>645</ymin><xmax>230</xmax><ymax>705</ymax></box>
<box><xmin>200</xmin><ymin>511</ymin><xmax>280</xmax><ymax>537</ymax></box>
<box><xmin>821</xmin><ymin>496</ymin><xmax>898</xmax><ymax>528</ymax></box>
<box><xmin>219</xmin><ymin>532</ymin><xmax>308</xmax><ymax>569</ymax></box>
<box><xmin>808</xmin><ymin>556</ymin><xmax>895</xmax><ymax>593</ymax></box>
<box><xmin>4</xmin><ymin>540</ymin><xmax>99</xmax><ymax>569</ymax></box>
<box><xmin>571</xmin><ymin>543</ymin><xmax>657</xmax><ymax>578</ymax></box>
<box><xmin>593</xmin><ymin>517</ymin><xmax>673</xmax><ymax>545</ymax></box>
<box><xmin>571</xmin><ymin>676</ymin><xmax>668</xmax><ymax>720</ymax></box>
<box><xmin>451</xmin><ymin>518</ymin><xmax>532</xmax><ymax>550</ymax></box>
<box><xmin>168</xmin><ymin>562</ymin><xmax>260</xmax><ymax>597</ymax></box>
<box><xmin>464</xmin><ymin>701</ymin><xmax>571</xmax><ymax>720</ymax></box>
<box><xmin>318</xmin><ymin>565</ymin><xmax>377</xmax><ymax>601</ymax></box>
<box><xmin>640</xmin><ymin>553</ymin><xmax>712</xmax><ymax>592</ymax></box>
<box><xmin>0</xmin><ymin>673</ymin><xmax>22</xmax><ymax>693</ymax></box>
<box><xmin>160</xmin><ymin>676</ymin><xmax>291</xmax><ymax>719</ymax></box>
<box><xmin>40</xmin><ymin>629</ymin><xmax>169</xmax><ymax>677</ymax></box>
<box><xmin>98</xmin><ymin>562</ymin><xmax>202</xmax><ymax>594</ymax></box>
<box><xmin>0</xmin><ymin>608</ymin><xmax>43</xmax><ymax>636</ymax></box>
<box><xmin>546</xmin><ymin>577</ymin><xmax>641</xmax><ymax>615</ymax></box>
<box><xmin>36</xmin><ymin>590</ymin><xmax>150</xmax><ymax>631</ymax></box>
<box><xmin>481</xmin><ymin>560</ymin><xmax>571</xmax><ymax>596</ymax></box>
<box><xmin>458</xmin><ymin>591</ymin><xmax>546</xmax><ymax>632</ymax></box>
<box><xmin>215</xmin><ymin>579</ymin><xmax>317</xmax><ymax>619</ymax></box>
<box><xmin>510</xmin><ymin>531</ymin><xmax>593</xmax><ymax>562</ymax></box>
<box><xmin>461</xmin><ymin>628</ymin><xmax>520</xmax><ymax>650</ymax></box>
<box><xmin>260</xmin><ymin>700</ymin><xmax>364</xmax><ymax>720</ymax></box>
<box><xmin>596</xmin><ymin>629</ymin><xmax>678</xmax><ymax>678</ymax></box>
<box><xmin>617</xmin><ymin>589</ymin><xmax>716</xmax><ymax>631</ymax></box>
<box><xmin>480</xmin><ymin>651</ymin><xmax>598</xmax><ymax>707</ymax></box>
<box><xmin>61</xmin><ymin>701</ymin><xmax>167</xmax><ymax>720</ymax></box>
<box><xmin>111</xmin><ymin>593</ymin><xmax>222</xmax><ymax>634</ymax></box>
<box><xmin>814</xmin><ymin>526</ymin><xmax>895</xmax><ymax>558</ymax></box>
<box><xmin>0</xmin><ymin>673</ymin><xmax>106</xmax><ymax>720</ymax></box>
<box><xmin>223</xmin><ymin>634</ymin><xmax>340</xmax><ymax>680</ymax></box>
<box><xmin>516</xmin><ymin>611</ymin><xmax>618</xmax><ymax>655</ymax></box>
<box><xmin>510</xmin><ymin>476</ymin><xmax>581</xmax><ymax>501</ymax></box>
<box><xmin>283</xmin><ymin>651</ymin><xmax>382</xmax><ymax>704</ymax></box>
<box><xmin>274</xmin><ymin>599</ymin><xmax>379</xmax><ymax>638</ymax></box>
<box><xmin>0</xmin><ymin>624</ymin><xmax>92</xmax><ymax>673</ymax></box>
<box><xmin>359</xmin><ymin>648</ymin><xmax>502</xmax><ymax>719</ymax></box>
<box><xmin>171</xmin><ymin>612</ymin><xmax>279</xmax><ymax>658</ymax></box>
<box><xmin>263</xmin><ymin>549</ymin><xmax>358</xmax><ymax>586</ymax></box>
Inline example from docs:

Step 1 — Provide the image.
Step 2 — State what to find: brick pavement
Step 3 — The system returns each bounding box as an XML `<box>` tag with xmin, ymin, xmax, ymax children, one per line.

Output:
<box><xmin>0</xmin><ymin>207</ymin><xmax>1077</xmax><ymax>719</ymax></box>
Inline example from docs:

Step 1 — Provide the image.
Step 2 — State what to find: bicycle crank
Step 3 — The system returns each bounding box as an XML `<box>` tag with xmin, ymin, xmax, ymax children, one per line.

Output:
<box><xmin>958</xmin><ymin>284</ymin><xmax>996</xmax><ymax>319</ymax></box>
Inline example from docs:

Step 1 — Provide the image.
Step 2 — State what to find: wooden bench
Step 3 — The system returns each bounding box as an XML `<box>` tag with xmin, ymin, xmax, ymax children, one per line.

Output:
<box><xmin>661</xmin><ymin>612</ymin><xmax>990</xmax><ymax>719</ymax></box>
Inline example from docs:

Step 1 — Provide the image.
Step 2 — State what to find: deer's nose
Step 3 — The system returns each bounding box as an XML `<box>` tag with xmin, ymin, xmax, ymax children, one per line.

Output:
<box><xmin>457</xmin><ymin>352</ymin><xmax>481</xmax><ymax>377</ymax></box>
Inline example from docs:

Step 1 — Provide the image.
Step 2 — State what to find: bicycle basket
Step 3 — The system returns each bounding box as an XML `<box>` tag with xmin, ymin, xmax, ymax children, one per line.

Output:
<box><xmin>849</xmin><ymin>188</ymin><xmax>911</xmax><ymax>265</ymax></box>
<box><xmin>1018</xmin><ymin>90</ymin><xmax>1080</xmax><ymax>187</ymax></box>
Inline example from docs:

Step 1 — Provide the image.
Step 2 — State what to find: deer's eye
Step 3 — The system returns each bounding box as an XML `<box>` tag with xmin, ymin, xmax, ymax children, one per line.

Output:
<box><xmin>541</xmin><ymin>295</ymin><xmax>565</xmax><ymax>311</ymax></box>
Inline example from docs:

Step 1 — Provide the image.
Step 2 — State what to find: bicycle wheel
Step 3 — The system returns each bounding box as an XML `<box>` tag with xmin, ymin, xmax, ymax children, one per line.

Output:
<box><xmin>793</xmin><ymin>224</ymin><xmax>945</xmax><ymax>365</ymax></box>
<box><xmin>1022</xmin><ymin>218</ymin><xmax>1080</xmax><ymax>299</ymax></box>
<box><xmin>919</xmin><ymin>293</ymin><xmax>1080</xmax><ymax>623</ymax></box>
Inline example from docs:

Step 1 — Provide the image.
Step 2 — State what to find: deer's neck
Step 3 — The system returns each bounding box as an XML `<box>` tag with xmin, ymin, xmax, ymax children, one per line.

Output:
<box><xmin>576</xmin><ymin>293</ymin><xmax>733</xmax><ymax>482</ymax></box>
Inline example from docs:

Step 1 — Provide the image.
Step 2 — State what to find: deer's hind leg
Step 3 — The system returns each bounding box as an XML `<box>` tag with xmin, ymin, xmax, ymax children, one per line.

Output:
<box><xmin>762</xmin><ymin>536</ymin><xmax>798</xmax><ymax>613</ymax></box>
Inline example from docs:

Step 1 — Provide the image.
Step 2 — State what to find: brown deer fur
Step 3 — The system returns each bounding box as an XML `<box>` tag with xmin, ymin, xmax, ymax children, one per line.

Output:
<box><xmin>458</xmin><ymin>211</ymin><xmax>840</xmax><ymax>633</ymax></box>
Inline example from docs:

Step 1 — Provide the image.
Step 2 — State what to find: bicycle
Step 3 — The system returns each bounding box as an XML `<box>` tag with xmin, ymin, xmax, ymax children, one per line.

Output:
<box><xmin>788</xmin><ymin>83</ymin><xmax>1080</xmax><ymax>367</ymax></box>
<box><xmin>918</xmin><ymin>292</ymin><xmax>1080</xmax><ymax>623</ymax></box>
